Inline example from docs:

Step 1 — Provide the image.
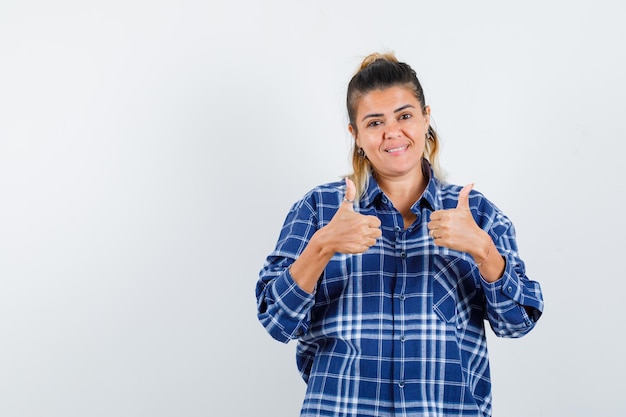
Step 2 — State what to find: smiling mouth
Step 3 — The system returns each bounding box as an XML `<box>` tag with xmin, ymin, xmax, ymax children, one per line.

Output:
<box><xmin>385</xmin><ymin>145</ymin><xmax>408</xmax><ymax>153</ymax></box>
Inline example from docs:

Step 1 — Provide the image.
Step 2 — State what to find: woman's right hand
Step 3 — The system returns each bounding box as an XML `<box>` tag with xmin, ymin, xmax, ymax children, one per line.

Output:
<box><xmin>289</xmin><ymin>178</ymin><xmax>382</xmax><ymax>293</ymax></box>
<box><xmin>320</xmin><ymin>177</ymin><xmax>382</xmax><ymax>254</ymax></box>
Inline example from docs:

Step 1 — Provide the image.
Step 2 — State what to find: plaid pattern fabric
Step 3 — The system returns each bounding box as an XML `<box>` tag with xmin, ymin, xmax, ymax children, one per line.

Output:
<box><xmin>256</xmin><ymin>168</ymin><xmax>543</xmax><ymax>417</ymax></box>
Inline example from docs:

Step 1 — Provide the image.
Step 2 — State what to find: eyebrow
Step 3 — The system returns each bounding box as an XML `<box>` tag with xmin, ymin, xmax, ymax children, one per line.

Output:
<box><xmin>361</xmin><ymin>104</ymin><xmax>416</xmax><ymax>122</ymax></box>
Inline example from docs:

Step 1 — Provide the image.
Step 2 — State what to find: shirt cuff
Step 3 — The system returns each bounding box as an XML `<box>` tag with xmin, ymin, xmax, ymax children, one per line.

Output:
<box><xmin>480</xmin><ymin>261</ymin><xmax>534</xmax><ymax>328</ymax></box>
<box><xmin>480</xmin><ymin>259</ymin><xmax>522</xmax><ymax>305</ymax></box>
<box><xmin>270</xmin><ymin>268</ymin><xmax>315</xmax><ymax>321</ymax></box>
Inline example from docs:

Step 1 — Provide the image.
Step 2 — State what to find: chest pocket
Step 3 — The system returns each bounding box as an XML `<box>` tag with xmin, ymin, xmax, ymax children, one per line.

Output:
<box><xmin>432</xmin><ymin>252</ymin><xmax>482</xmax><ymax>328</ymax></box>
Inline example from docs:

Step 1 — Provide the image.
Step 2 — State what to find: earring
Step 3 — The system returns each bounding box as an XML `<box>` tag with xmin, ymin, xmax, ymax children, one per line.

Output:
<box><xmin>426</xmin><ymin>129</ymin><xmax>433</xmax><ymax>140</ymax></box>
<box><xmin>357</xmin><ymin>148</ymin><xmax>365</xmax><ymax>157</ymax></box>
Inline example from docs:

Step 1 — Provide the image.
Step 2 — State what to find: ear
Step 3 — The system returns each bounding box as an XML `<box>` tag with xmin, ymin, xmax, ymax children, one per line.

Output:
<box><xmin>348</xmin><ymin>124</ymin><xmax>360</xmax><ymax>147</ymax></box>
<box><xmin>423</xmin><ymin>105</ymin><xmax>431</xmax><ymax>127</ymax></box>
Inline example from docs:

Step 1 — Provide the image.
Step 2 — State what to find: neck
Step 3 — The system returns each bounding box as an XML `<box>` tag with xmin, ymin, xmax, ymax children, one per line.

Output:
<box><xmin>377</xmin><ymin>170</ymin><xmax>428</xmax><ymax>215</ymax></box>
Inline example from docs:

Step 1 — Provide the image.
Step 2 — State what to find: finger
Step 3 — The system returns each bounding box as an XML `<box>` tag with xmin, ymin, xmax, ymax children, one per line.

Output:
<box><xmin>429</xmin><ymin>209</ymin><xmax>444</xmax><ymax>222</ymax></box>
<box><xmin>366</xmin><ymin>215</ymin><xmax>381</xmax><ymax>228</ymax></box>
<box><xmin>342</xmin><ymin>177</ymin><xmax>357</xmax><ymax>210</ymax></box>
<box><xmin>456</xmin><ymin>183</ymin><xmax>474</xmax><ymax>210</ymax></box>
<box><xmin>370</xmin><ymin>227</ymin><xmax>382</xmax><ymax>239</ymax></box>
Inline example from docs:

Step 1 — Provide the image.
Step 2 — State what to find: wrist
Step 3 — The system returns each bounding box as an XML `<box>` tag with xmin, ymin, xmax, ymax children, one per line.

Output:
<box><xmin>473</xmin><ymin>233</ymin><xmax>492</xmax><ymax>267</ymax></box>
<box><xmin>308</xmin><ymin>228</ymin><xmax>339</xmax><ymax>260</ymax></box>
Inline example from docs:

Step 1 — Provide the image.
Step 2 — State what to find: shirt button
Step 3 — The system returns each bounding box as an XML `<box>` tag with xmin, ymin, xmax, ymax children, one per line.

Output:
<box><xmin>394</xmin><ymin>226</ymin><xmax>401</xmax><ymax>232</ymax></box>
<box><xmin>400</xmin><ymin>335</ymin><xmax>405</xmax><ymax>342</ymax></box>
<box><xmin>398</xmin><ymin>294</ymin><xmax>406</xmax><ymax>301</ymax></box>
<box><xmin>398</xmin><ymin>381</ymin><xmax>405</xmax><ymax>388</ymax></box>
<box><xmin>507</xmin><ymin>286</ymin><xmax>513</xmax><ymax>294</ymax></box>
<box><xmin>400</xmin><ymin>252</ymin><xmax>406</xmax><ymax>258</ymax></box>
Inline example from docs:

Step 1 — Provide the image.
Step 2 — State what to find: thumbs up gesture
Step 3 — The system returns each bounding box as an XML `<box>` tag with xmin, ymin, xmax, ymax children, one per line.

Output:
<box><xmin>322</xmin><ymin>178</ymin><xmax>382</xmax><ymax>254</ymax></box>
<box><xmin>427</xmin><ymin>183</ymin><xmax>485</xmax><ymax>254</ymax></box>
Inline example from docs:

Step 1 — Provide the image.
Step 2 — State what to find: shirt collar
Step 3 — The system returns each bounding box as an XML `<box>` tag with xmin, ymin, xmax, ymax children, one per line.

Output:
<box><xmin>360</xmin><ymin>159</ymin><xmax>438</xmax><ymax>212</ymax></box>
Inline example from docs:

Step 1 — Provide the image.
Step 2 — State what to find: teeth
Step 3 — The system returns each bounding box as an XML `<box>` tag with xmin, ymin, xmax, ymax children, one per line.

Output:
<box><xmin>386</xmin><ymin>146</ymin><xmax>407</xmax><ymax>153</ymax></box>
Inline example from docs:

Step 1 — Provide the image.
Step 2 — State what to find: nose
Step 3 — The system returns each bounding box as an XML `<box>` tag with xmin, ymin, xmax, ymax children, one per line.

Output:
<box><xmin>384</xmin><ymin>120</ymin><xmax>402</xmax><ymax>139</ymax></box>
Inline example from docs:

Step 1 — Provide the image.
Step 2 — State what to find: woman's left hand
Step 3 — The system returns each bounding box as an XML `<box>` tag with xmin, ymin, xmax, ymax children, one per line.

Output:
<box><xmin>427</xmin><ymin>184</ymin><xmax>490</xmax><ymax>258</ymax></box>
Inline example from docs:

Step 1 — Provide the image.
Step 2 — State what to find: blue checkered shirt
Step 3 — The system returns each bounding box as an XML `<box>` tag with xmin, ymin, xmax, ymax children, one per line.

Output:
<box><xmin>256</xmin><ymin>169</ymin><xmax>543</xmax><ymax>417</ymax></box>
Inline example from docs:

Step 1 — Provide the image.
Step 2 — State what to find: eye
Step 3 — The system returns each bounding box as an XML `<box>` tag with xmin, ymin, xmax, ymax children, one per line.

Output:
<box><xmin>399</xmin><ymin>113</ymin><xmax>412</xmax><ymax>120</ymax></box>
<box><xmin>366</xmin><ymin>120</ymin><xmax>382</xmax><ymax>128</ymax></box>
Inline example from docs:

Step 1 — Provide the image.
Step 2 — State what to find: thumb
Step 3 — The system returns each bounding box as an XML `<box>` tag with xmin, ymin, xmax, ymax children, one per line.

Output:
<box><xmin>342</xmin><ymin>177</ymin><xmax>357</xmax><ymax>210</ymax></box>
<box><xmin>456</xmin><ymin>183</ymin><xmax>474</xmax><ymax>210</ymax></box>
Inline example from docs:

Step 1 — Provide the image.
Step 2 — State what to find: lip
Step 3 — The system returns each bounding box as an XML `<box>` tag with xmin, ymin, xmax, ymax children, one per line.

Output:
<box><xmin>384</xmin><ymin>145</ymin><xmax>409</xmax><ymax>153</ymax></box>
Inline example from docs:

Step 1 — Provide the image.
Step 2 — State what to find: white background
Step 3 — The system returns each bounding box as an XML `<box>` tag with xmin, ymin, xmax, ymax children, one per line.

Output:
<box><xmin>1</xmin><ymin>1</ymin><xmax>625</xmax><ymax>416</ymax></box>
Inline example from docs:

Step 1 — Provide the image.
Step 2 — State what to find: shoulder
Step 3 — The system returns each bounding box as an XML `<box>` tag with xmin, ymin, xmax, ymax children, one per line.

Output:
<box><xmin>436</xmin><ymin>178</ymin><xmax>504</xmax><ymax>216</ymax></box>
<box><xmin>288</xmin><ymin>180</ymin><xmax>345</xmax><ymax>213</ymax></box>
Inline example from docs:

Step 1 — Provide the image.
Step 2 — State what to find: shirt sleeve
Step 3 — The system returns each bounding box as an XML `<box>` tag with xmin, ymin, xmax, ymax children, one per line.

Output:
<box><xmin>255</xmin><ymin>197</ymin><xmax>319</xmax><ymax>343</ymax></box>
<box><xmin>477</xmin><ymin>206</ymin><xmax>544</xmax><ymax>338</ymax></box>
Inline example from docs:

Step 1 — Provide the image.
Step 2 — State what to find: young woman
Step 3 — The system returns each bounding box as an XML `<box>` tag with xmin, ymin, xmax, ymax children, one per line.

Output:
<box><xmin>256</xmin><ymin>52</ymin><xmax>544</xmax><ymax>417</ymax></box>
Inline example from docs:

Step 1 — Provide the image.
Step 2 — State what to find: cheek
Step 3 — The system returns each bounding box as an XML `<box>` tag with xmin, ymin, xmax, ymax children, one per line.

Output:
<box><xmin>359</xmin><ymin>135</ymin><xmax>379</xmax><ymax>151</ymax></box>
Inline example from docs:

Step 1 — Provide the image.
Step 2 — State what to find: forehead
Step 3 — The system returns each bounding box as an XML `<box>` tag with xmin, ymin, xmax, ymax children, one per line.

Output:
<box><xmin>356</xmin><ymin>86</ymin><xmax>420</xmax><ymax>116</ymax></box>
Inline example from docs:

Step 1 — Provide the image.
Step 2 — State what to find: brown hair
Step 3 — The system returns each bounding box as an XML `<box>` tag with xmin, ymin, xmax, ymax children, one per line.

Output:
<box><xmin>347</xmin><ymin>52</ymin><xmax>442</xmax><ymax>198</ymax></box>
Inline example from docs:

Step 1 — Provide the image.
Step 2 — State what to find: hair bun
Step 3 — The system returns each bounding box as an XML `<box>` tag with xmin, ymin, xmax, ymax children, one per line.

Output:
<box><xmin>359</xmin><ymin>51</ymin><xmax>399</xmax><ymax>71</ymax></box>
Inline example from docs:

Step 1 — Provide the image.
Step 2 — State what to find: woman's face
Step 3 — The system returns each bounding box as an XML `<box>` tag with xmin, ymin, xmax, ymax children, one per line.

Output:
<box><xmin>350</xmin><ymin>85</ymin><xmax>430</xmax><ymax>180</ymax></box>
